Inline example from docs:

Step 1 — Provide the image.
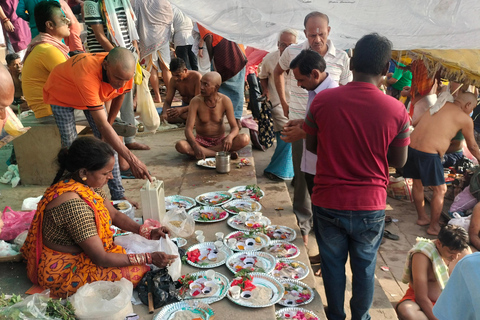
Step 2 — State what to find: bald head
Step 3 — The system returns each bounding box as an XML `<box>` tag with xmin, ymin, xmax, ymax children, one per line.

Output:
<box><xmin>106</xmin><ymin>47</ymin><xmax>136</xmax><ymax>72</ymax></box>
<box><xmin>457</xmin><ymin>91</ymin><xmax>477</xmax><ymax>107</ymax></box>
<box><xmin>203</xmin><ymin>72</ymin><xmax>222</xmax><ymax>87</ymax></box>
<box><xmin>0</xmin><ymin>65</ymin><xmax>14</xmax><ymax>110</ymax></box>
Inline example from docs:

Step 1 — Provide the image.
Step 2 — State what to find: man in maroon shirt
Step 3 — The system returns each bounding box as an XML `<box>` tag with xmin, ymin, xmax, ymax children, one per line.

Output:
<box><xmin>303</xmin><ymin>33</ymin><xmax>410</xmax><ymax>320</ymax></box>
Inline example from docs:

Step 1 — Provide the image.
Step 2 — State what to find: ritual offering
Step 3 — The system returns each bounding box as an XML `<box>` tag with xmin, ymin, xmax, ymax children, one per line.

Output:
<box><xmin>184</xmin><ymin>242</ymin><xmax>233</xmax><ymax>268</ymax></box>
<box><xmin>263</xmin><ymin>225</ymin><xmax>297</xmax><ymax>242</ymax></box>
<box><xmin>177</xmin><ymin>271</ymin><xmax>229</xmax><ymax>304</ymax></box>
<box><xmin>266</xmin><ymin>241</ymin><xmax>300</xmax><ymax>259</ymax></box>
<box><xmin>153</xmin><ymin>301</ymin><xmax>214</xmax><ymax>320</ymax></box>
<box><xmin>196</xmin><ymin>158</ymin><xmax>216</xmax><ymax>169</ymax></box>
<box><xmin>271</xmin><ymin>259</ymin><xmax>309</xmax><ymax>281</ymax></box>
<box><xmin>226</xmin><ymin>251</ymin><xmax>276</xmax><ymax>274</ymax></box>
<box><xmin>278</xmin><ymin>280</ymin><xmax>314</xmax><ymax>307</ymax></box>
<box><xmin>224</xmin><ymin>231</ymin><xmax>270</xmax><ymax>252</ymax></box>
<box><xmin>227</xmin><ymin>213</ymin><xmax>271</xmax><ymax>231</ymax></box>
<box><xmin>275</xmin><ymin>307</ymin><xmax>320</xmax><ymax>320</ymax></box>
<box><xmin>188</xmin><ymin>206</ymin><xmax>229</xmax><ymax>223</ymax></box>
<box><xmin>171</xmin><ymin>237</ymin><xmax>187</xmax><ymax>248</ymax></box>
<box><xmin>165</xmin><ymin>195</ymin><xmax>196</xmax><ymax>211</ymax></box>
<box><xmin>226</xmin><ymin>273</ymin><xmax>284</xmax><ymax>308</ymax></box>
<box><xmin>228</xmin><ymin>185</ymin><xmax>265</xmax><ymax>201</ymax></box>
<box><xmin>196</xmin><ymin>191</ymin><xmax>233</xmax><ymax>206</ymax></box>
<box><xmin>222</xmin><ymin>199</ymin><xmax>262</xmax><ymax>214</ymax></box>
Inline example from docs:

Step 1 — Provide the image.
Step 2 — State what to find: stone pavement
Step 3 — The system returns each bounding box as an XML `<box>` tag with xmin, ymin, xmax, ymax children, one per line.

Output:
<box><xmin>0</xmin><ymin>125</ymin><xmax>441</xmax><ymax>319</ymax></box>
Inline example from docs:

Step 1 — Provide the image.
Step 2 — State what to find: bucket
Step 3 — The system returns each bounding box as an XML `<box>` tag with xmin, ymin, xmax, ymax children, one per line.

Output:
<box><xmin>216</xmin><ymin>151</ymin><xmax>230</xmax><ymax>173</ymax></box>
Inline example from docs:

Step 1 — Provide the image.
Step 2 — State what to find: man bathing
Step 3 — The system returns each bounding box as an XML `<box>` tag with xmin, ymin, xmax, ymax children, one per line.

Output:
<box><xmin>175</xmin><ymin>71</ymin><xmax>250</xmax><ymax>159</ymax></box>
<box><xmin>404</xmin><ymin>92</ymin><xmax>480</xmax><ymax>235</ymax></box>
<box><xmin>161</xmin><ymin>57</ymin><xmax>201</xmax><ymax>123</ymax></box>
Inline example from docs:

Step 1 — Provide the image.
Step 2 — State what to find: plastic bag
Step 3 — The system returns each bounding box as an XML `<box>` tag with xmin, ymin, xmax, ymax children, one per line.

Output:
<box><xmin>158</xmin><ymin>235</ymin><xmax>181</xmax><ymax>280</ymax></box>
<box><xmin>0</xmin><ymin>290</ymin><xmax>56</xmax><ymax>319</ymax></box>
<box><xmin>0</xmin><ymin>206</ymin><xmax>36</xmax><ymax>241</ymax></box>
<box><xmin>387</xmin><ymin>176</ymin><xmax>413</xmax><ymax>202</ymax></box>
<box><xmin>161</xmin><ymin>207</ymin><xmax>195</xmax><ymax>238</ymax></box>
<box><xmin>448</xmin><ymin>212</ymin><xmax>472</xmax><ymax>230</ymax></box>
<box><xmin>69</xmin><ymin>278</ymin><xmax>133</xmax><ymax>320</ymax></box>
<box><xmin>137</xmin><ymin>268</ymin><xmax>180</xmax><ymax>309</ymax></box>
<box><xmin>136</xmin><ymin>68</ymin><xmax>160</xmax><ymax>132</ymax></box>
<box><xmin>21</xmin><ymin>195</ymin><xmax>43</xmax><ymax>211</ymax></box>
<box><xmin>450</xmin><ymin>187</ymin><xmax>477</xmax><ymax>214</ymax></box>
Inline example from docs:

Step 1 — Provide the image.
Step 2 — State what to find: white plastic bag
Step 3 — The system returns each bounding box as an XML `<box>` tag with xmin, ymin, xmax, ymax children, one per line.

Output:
<box><xmin>69</xmin><ymin>278</ymin><xmax>133</xmax><ymax>320</ymax></box>
<box><xmin>448</xmin><ymin>212</ymin><xmax>471</xmax><ymax>231</ymax></box>
<box><xmin>161</xmin><ymin>207</ymin><xmax>195</xmax><ymax>238</ymax></box>
<box><xmin>136</xmin><ymin>68</ymin><xmax>160</xmax><ymax>132</ymax></box>
<box><xmin>158</xmin><ymin>235</ymin><xmax>181</xmax><ymax>281</ymax></box>
<box><xmin>21</xmin><ymin>195</ymin><xmax>43</xmax><ymax>211</ymax></box>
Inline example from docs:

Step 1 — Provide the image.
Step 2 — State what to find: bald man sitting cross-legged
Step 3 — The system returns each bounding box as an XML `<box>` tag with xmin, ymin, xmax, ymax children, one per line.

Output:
<box><xmin>175</xmin><ymin>71</ymin><xmax>250</xmax><ymax>159</ymax></box>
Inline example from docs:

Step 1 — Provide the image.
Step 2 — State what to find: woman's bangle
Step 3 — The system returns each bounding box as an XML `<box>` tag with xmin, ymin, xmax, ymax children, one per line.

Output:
<box><xmin>128</xmin><ymin>253</ymin><xmax>149</xmax><ymax>265</ymax></box>
<box><xmin>198</xmin><ymin>46</ymin><xmax>203</xmax><ymax>49</ymax></box>
<box><xmin>2</xmin><ymin>18</ymin><xmax>10</xmax><ymax>23</ymax></box>
<box><xmin>145</xmin><ymin>252</ymin><xmax>153</xmax><ymax>264</ymax></box>
<box><xmin>139</xmin><ymin>223</ymin><xmax>152</xmax><ymax>239</ymax></box>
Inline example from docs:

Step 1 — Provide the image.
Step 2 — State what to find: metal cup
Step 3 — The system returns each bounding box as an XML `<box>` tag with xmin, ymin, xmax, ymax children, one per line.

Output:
<box><xmin>215</xmin><ymin>151</ymin><xmax>231</xmax><ymax>174</ymax></box>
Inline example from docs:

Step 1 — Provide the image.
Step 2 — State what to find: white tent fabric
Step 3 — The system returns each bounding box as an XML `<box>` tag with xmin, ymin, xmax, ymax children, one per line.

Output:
<box><xmin>170</xmin><ymin>0</ymin><xmax>480</xmax><ymax>51</ymax></box>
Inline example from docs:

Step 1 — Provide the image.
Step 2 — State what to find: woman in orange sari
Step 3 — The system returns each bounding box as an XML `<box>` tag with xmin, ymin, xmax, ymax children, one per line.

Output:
<box><xmin>21</xmin><ymin>137</ymin><xmax>178</xmax><ymax>298</ymax></box>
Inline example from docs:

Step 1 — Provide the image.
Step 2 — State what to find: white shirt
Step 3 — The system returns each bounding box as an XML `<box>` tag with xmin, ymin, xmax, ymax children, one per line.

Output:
<box><xmin>258</xmin><ymin>50</ymin><xmax>290</xmax><ymax>107</ymax></box>
<box><xmin>278</xmin><ymin>39</ymin><xmax>352</xmax><ymax>120</ymax></box>
<box><xmin>301</xmin><ymin>74</ymin><xmax>339</xmax><ymax>175</ymax></box>
<box><xmin>172</xmin><ymin>6</ymin><xmax>194</xmax><ymax>47</ymax></box>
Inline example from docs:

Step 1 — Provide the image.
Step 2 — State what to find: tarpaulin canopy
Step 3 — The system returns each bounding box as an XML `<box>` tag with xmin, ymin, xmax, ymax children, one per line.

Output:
<box><xmin>170</xmin><ymin>0</ymin><xmax>480</xmax><ymax>83</ymax></box>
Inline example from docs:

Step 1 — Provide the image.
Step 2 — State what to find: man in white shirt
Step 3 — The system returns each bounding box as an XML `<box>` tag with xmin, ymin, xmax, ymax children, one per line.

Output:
<box><xmin>172</xmin><ymin>6</ymin><xmax>197</xmax><ymax>71</ymax></box>
<box><xmin>274</xmin><ymin>11</ymin><xmax>352</xmax><ymax>247</ymax></box>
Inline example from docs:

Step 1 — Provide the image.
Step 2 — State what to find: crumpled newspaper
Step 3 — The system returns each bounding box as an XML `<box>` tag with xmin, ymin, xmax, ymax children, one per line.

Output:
<box><xmin>0</xmin><ymin>164</ymin><xmax>20</xmax><ymax>188</ymax></box>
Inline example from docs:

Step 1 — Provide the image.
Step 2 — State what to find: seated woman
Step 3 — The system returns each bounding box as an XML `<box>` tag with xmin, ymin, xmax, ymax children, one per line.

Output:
<box><xmin>21</xmin><ymin>137</ymin><xmax>178</xmax><ymax>298</ymax></box>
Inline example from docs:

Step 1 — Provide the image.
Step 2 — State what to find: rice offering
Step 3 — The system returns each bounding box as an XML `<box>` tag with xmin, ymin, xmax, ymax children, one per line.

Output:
<box><xmin>170</xmin><ymin>310</ymin><xmax>201</xmax><ymax>320</ymax></box>
<box><xmin>241</xmin><ymin>285</ymin><xmax>272</xmax><ymax>305</ymax></box>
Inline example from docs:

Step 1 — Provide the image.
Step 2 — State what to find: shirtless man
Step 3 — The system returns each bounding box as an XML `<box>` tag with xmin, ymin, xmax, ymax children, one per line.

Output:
<box><xmin>161</xmin><ymin>58</ymin><xmax>201</xmax><ymax>123</ymax></box>
<box><xmin>396</xmin><ymin>225</ymin><xmax>470</xmax><ymax>320</ymax></box>
<box><xmin>404</xmin><ymin>92</ymin><xmax>480</xmax><ymax>235</ymax></box>
<box><xmin>175</xmin><ymin>71</ymin><xmax>250</xmax><ymax>159</ymax></box>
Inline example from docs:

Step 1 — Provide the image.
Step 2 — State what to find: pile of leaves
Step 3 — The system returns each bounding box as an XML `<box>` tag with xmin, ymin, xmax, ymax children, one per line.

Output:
<box><xmin>0</xmin><ymin>294</ymin><xmax>75</xmax><ymax>320</ymax></box>
<box><xmin>0</xmin><ymin>294</ymin><xmax>22</xmax><ymax>308</ymax></box>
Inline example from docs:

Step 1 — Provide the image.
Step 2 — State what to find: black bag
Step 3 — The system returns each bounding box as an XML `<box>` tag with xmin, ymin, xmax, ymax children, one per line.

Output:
<box><xmin>257</xmin><ymin>100</ymin><xmax>274</xmax><ymax>149</ymax></box>
<box><xmin>137</xmin><ymin>268</ymin><xmax>181</xmax><ymax>309</ymax></box>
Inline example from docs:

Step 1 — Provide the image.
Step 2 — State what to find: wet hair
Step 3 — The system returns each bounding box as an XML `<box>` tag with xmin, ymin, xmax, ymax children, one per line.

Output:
<box><xmin>304</xmin><ymin>11</ymin><xmax>329</xmax><ymax>27</ymax></box>
<box><xmin>438</xmin><ymin>225</ymin><xmax>469</xmax><ymax>251</ymax></box>
<box><xmin>52</xmin><ymin>137</ymin><xmax>115</xmax><ymax>185</ymax></box>
<box><xmin>289</xmin><ymin>50</ymin><xmax>326</xmax><ymax>76</ymax></box>
<box><xmin>351</xmin><ymin>33</ymin><xmax>392</xmax><ymax>76</ymax></box>
<box><xmin>6</xmin><ymin>53</ymin><xmax>20</xmax><ymax>66</ymax></box>
<box><xmin>170</xmin><ymin>58</ymin><xmax>187</xmax><ymax>73</ymax></box>
<box><xmin>34</xmin><ymin>1</ymin><xmax>62</xmax><ymax>33</ymax></box>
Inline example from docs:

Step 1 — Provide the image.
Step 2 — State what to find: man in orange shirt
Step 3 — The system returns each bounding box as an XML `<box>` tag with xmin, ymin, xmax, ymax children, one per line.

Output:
<box><xmin>44</xmin><ymin>47</ymin><xmax>151</xmax><ymax>202</ymax></box>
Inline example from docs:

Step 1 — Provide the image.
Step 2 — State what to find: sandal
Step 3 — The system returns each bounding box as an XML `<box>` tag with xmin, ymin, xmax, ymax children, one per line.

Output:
<box><xmin>385</xmin><ymin>215</ymin><xmax>393</xmax><ymax>224</ymax></box>
<box><xmin>383</xmin><ymin>230</ymin><xmax>400</xmax><ymax>241</ymax></box>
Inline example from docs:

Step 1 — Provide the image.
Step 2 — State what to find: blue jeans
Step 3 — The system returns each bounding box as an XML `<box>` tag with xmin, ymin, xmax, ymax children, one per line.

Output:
<box><xmin>313</xmin><ymin>206</ymin><xmax>385</xmax><ymax>320</ymax></box>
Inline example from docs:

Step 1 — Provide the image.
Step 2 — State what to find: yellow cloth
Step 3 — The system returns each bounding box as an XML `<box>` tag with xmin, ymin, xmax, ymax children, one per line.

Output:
<box><xmin>22</xmin><ymin>43</ymin><xmax>67</xmax><ymax>118</ymax></box>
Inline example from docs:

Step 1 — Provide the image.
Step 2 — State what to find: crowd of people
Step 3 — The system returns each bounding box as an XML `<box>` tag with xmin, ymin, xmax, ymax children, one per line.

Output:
<box><xmin>0</xmin><ymin>2</ymin><xmax>479</xmax><ymax>319</ymax></box>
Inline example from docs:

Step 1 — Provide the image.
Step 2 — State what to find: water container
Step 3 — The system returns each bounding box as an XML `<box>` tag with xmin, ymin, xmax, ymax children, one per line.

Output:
<box><xmin>140</xmin><ymin>178</ymin><xmax>166</xmax><ymax>223</ymax></box>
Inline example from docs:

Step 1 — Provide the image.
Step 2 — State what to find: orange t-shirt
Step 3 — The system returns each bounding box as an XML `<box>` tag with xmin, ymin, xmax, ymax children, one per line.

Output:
<box><xmin>43</xmin><ymin>52</ymin><xmax>133</xmax><ymax>111</ymax></box>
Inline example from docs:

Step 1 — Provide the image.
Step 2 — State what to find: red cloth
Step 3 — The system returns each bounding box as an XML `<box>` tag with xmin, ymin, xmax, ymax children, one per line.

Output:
<box><xmin>245</xmin><ymin>46</ymin><xmax>268</xmax><ymax>78</ymax></box>
<box><xmin>397</xmin><ymin>285</ymin><xmax>436</xmax><ymax>306</ymax></box>
<box><xmin>303</xmin><ymin>82</ymin><xmax>410</xmax><ymax>211</ymax></box>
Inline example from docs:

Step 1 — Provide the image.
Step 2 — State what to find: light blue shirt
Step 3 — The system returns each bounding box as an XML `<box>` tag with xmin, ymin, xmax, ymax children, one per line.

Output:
<box><xmin>433</xmin><ymin>252</ymin><xmax>480</xmax><ymax>320</ymax></box>
<box><xmin>301</xmin><ymin>73</ymin><xmax>339</xmax><ymax>175</ymax></box>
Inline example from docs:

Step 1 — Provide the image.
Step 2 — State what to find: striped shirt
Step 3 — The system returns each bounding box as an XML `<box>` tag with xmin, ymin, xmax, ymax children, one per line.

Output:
<box><xmin>278</xmin><ymin>39</ymin><xmax>352</xmax><ymax>120</ymax></box>
<box><xmin>83</xmin><ymin>0</ymin><xmax>135</xmax><ymax>53</ymax></box>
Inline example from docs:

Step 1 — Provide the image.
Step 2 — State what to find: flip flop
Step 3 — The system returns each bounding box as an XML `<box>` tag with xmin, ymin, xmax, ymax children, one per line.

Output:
<box><xmin>383</xmin><ymin>230</ymin><xmax>400</xmax><ymax>241</ymax></box>
<box><xmin>120</xmin><ymin>168</ymin><xmax>136</xmax><ymax>179</ymax></box>
<box><xmin>385</xmin><ymin>216</ymin><xmax>393</xmax><ymax>224</ymax></box>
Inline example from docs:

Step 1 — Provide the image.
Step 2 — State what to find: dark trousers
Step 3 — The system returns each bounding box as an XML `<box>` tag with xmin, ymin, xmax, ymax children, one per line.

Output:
<box><xmin>175</xmin><ymin>45</ymin><xmax>198</xmax><ymax>71</ymax></box>
<box><xmin>246</xmin><ymin>73</ymin><xmax>262</xmax><ymax>120</ymax></box>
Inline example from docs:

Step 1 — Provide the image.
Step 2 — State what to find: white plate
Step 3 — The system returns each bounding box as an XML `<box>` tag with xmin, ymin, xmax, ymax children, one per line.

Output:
<box><xmin>263</xmin><ymin>225</ymin><xmax>297</xmax><ymax>242</ymax></box>
<box><xmin>226</xmin><ymin>273</ymin><xmax>285</xmax><ymax>308</ymax></box>
<box><xmin>226</xmin><ymin>251</ymin><xmax>276</xmax><ymax>274</ymax></box>
<box><xmin>185</xmin><ymin>242</ymin><xmax>233</xmax><ymax>268</ymax></box>
<box><xmin>171</xmin><ymin>237</ymin><xmax>187</xmax><ymax>247</ymax></box>
<box><xmin>228</xmin><ymin>185</ymin><xmax>265</xmax><ymax>200</ymax></box>
<box><xmin>222</xmin><ymin>199</ymin><xmax>262</xmax><ymax>214</ymax></box>
<box><xmin>265</xmin><ymin>240</ymin><xmax>300</xmax><ymax>259</ymax></box>
<box><xmin>153</xmin><ymin>301</ymin><xmax>214</xmax><ymax>320</ymax></box>
<box><xmin>178</xmin><ymin>271</ymin><xmax>229</xmax><ymax>304</ymax></box>
<box><xmin>275</xmin><ymin>307</ymin><xmax>320</xmax><ymax>320</ymax></box>
<box><xmin>227</xmin><ymin>214</ymin><xmax>272</xmax><ymax>231</ymax></box>
<box><xmin>196</xmin><ymin>157</ymin><xmax>216</xmax><ymax>168</ymax></box>
<box><xmin>195</xmin><ymin>191</ymin><xmax>233</xmax><ymax>206</ymax></box>
<box><xmin>165</xmin><ymin>195</ymin><xmax>196</xmax><ymax>211</ymax></box>
<box><xmin>224</xmin><ymin>231</ymin><xmax>270</xmax><ymax>252</ymax></box>
<box><xmin>278</xmin><ymin>279</ymin><xmax>315</xmax><ymax>307</ymax></box>
<box><xmin>270</xmin><ymin>259</ymin><xmax>309</xmax><ymax>281</ymax></box>
<box><xmin>188</xmin><ymin>206</ymin><xmax>229</xmax><ymax>223</ymax></box>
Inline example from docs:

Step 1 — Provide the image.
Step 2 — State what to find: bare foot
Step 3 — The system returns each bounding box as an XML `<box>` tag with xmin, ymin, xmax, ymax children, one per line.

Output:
<box><xmin>314</xmin><ymin>268</ymin><xmax>322</xmax><ymax>277</ymax></box>
<box><xmin>126</xmin><ymin>142</ymin><xmax>151</xmax><ymax>150</ymax></box>
<box><xmin>427</xmin><ymin>226</ymin><xmax>441</xmax><ymax>236</ymax></box>
<box><xmin>416</xmin><ymin>217</ymin><xmax>431</xmax><ymax>226</ymax></box>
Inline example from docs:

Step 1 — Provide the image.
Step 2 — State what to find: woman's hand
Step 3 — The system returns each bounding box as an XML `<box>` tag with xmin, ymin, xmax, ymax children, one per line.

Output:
<box><xmin>151</xmin><ymin>251</ymin><xmax>178</xmax><ymax>268</ymax></box>
<box><xmin>150</xmin><ymin>226</ymin><xmax>171</xmax><ymax>240</ymax></box>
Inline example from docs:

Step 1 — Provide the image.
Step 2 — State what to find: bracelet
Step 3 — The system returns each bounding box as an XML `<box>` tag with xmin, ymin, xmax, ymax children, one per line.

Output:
<box><xmin>139</xmin><ymin>223</ymin><xmax>152</xmax><ymax>240</ymax></box>
<box><xmin>198</xmin><ymin>46</ymin><xmax>203</xmax><ymax>49</ymax></box>
<box><xmin>128</xmin><ymin>253</ymin><xmax>149</xmax><ymax>265</ymax></box>
<box><xmin>2</xmin><ymin>18</ymin><xmax>10</xmax><ymax>23</ymax></box>
<box><xmin>145</xmin><ymin>252</ymin><xmax>153</xmax><ymax>264</ymax></box>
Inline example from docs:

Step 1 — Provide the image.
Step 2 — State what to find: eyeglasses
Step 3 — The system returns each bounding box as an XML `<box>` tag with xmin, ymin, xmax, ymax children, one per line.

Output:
<box><xmin>55</xmin><ymin>16</ymin><xmax>70</xmax><ymax>26</ymax></box>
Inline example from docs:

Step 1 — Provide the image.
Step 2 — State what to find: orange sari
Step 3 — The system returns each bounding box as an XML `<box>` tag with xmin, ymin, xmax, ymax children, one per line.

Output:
<box><xmin>21</xmin><ymin>179</ymin><xmax>149</xmax><ymax>298</ymax></box>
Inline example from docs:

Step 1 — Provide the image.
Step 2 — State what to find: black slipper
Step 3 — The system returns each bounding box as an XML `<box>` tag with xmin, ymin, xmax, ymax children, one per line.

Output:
<box><xmin>385</xmin><ymin>216</ymin><xmax>393</xmax><ymax>224</ymax></box>
<box><xmin>384</xmin><ymin>230</ymin><xmax>400</xmax><ymax>240</ymax></box>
